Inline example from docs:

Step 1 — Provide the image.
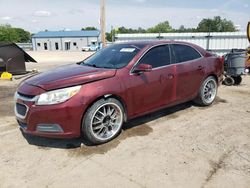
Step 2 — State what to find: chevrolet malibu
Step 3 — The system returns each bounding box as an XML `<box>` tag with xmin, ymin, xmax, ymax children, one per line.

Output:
<box><xmin>15</xmin><ymin>41</ymin><xmax>223</xmax><ymax>144</ymax></box>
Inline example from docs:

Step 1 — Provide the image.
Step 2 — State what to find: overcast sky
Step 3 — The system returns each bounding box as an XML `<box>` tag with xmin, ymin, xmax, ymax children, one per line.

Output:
<box><xmin>0</xmin><ymin>0</ymin><xmax>249</xmax><ymax>33</ymax></box>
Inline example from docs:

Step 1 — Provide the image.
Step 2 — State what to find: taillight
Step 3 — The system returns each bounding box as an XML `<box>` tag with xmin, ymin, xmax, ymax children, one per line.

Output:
<box><xmin>218</xmin><ymin>56</ymin><xmax>224</xmax><ymax>72</ymax></box>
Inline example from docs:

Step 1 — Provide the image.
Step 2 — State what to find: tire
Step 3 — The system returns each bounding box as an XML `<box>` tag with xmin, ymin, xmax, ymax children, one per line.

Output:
<box><xmin>232</xmin><ymin>76</ymin><xmax>242</xmax><ymax>85</ymax></box>
<box><xmin>223</xmin><ymin>76</ymin><xmax>235</xmax><ymax>86</ymax></box>
<box><xmin>82</xmin><ymin>98</ymin><xmax>124</xmax><ymax>145</ymax></box>
<box><xmin>194</xmin><ymin>76</ymin><xmax>218</xmax><ymax>106</ymax></box>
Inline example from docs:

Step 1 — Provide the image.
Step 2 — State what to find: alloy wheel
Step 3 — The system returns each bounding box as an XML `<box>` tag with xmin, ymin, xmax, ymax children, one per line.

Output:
<box><xmin>90</xmin><ymin>103</ymin><xmax>123</xmax><ymax>141</ymax></box>
<box><xmin>203</xmin><ymin>79</ymin><xmax>217</xmax><ymax>104</ymax></box>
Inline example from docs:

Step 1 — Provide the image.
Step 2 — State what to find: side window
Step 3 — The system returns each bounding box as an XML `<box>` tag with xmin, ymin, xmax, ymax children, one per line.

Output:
<box><xmin>173</xmin><ymin>44</ymin><xmax>201</xmax><ymax>63</ymax></box>
<box><xmin>138</xmin><ymin>45</ymin><xmax>171</xmax><ymax>68</ymax></box>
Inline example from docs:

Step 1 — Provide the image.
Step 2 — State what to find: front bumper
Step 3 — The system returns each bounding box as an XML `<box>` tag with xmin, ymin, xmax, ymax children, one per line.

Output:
<box><xmin>14</xmin><ymin>91</ymin><xmax>86</xmax><ymax>138</ymax></box>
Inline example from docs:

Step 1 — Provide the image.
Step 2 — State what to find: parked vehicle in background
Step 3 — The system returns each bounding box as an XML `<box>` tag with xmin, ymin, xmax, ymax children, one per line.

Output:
<box><xmin>81</xmin><ymin>45</ymin><xmax>91</xmax><ymax>51</ymax></box>
<box><xmin>223</xmin><ymin>49</ymin><xmax>248</xmax><ymax>86</ymax></box>
<box><xmin>82</xmin><ymin>41</ymin><xmax>99</xmax><ymax>52</ymax></box>
<box><xmin>82</xmin><ymin>44</ymin><xmax>99</xmax><ymax>52</ymax></box>
<box><xmin>15</xmin><ymin>41</ymin><xmax>224</xmax><ymax>145</ymax></box>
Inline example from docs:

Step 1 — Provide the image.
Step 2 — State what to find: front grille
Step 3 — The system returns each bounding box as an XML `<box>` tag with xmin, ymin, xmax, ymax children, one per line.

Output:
<box><xmin>18</xmin><ymin>92</ymin><xmax>35</xmax><ymax>99</ymax></box>
<box><xmin>16</xmin><ymin>103</ymin><xmax>27</xmax><ymax>116</ymax></box>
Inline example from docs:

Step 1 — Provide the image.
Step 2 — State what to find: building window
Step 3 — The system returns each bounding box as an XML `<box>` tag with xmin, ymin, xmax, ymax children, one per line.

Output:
<box><xmin>37</xmin><ymin>43</ymin><xmax>41</xmax><ymax>47</ymax></box>
<box><xmin>55</xmin><ymin>42</ymin><xmax>59</xmax><ymax>50</ymax></box>
<box><xmin>44</xmin><ymin>43</ymin><xmax>48</xmax><ymax>50</ymax></box>
<box><xmin>65</xmin><ymin>42</ymin><xmax>70</xmax><ymax>50</ymax></box>
<box><xmin>73</xmin><ymin>42</ymin><xmax>77</xmax><ymax>46</ymax></box>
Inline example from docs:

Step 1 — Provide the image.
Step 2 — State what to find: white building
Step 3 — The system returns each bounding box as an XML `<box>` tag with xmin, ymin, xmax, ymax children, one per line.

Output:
<box><xmin>32</xmin><ymin>30</ymin><xmax>100</xmax><ymax>51</ymax></box>
<box><xmin>116</xmin><ymin>32</ymin><xmax>249</xmax><ymax>55</ymax></box>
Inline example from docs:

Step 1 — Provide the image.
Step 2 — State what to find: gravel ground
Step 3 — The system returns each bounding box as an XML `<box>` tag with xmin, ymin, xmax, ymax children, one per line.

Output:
<box><xmin>0</xmin><ymin>52</ymin><xmax>250</xmax><ymax>188</ymax></box>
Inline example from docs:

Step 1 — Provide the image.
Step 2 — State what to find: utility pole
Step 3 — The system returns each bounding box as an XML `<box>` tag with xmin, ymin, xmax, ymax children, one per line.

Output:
<box><xmin>100</xmin><ymin>0</ymin><xmax>106</xmax><ymax>47</ymax></box>
<box><xmin>111</xmin><ymin>25</ymin><xmax>114</xmax><ymax>42</ymax></box>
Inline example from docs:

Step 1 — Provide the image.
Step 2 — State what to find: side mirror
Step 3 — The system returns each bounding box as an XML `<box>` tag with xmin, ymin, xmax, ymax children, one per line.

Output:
<box><xmin>133</xmin><ymin>64</ymin><xmax>152</xmax><ymax>74</ymax></box>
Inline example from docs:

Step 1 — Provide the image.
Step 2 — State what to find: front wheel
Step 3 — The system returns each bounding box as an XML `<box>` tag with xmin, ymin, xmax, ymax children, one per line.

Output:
<box><xmin>194</xmin><ymin>76</ymin><xmax>218</xmax><ymax>106</ymax></box>
<box><xmin>82</xmin><ymin>98</ymin><xmax>124</xmax><ymax>145</ymax></box>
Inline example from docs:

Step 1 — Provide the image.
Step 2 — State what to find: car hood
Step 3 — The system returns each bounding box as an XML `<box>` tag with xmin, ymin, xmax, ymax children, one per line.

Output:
<box><xmin>25</xmin><ymin>64</ymin><xmax>116</xmax><ymax>90</ymax></box>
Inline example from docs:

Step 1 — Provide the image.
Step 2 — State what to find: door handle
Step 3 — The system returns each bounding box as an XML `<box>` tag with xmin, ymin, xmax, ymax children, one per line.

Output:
<box><xmin>167</xmin><ymin>74</ymin><xmax>174</xmax><ymax>79</ymax></box>
<box><xmin>197</xmin><ymin>66</ymin><xmax>204</xmax><ymax>70</ymax></box>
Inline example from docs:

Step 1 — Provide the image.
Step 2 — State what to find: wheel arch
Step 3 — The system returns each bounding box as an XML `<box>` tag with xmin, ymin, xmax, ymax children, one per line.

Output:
<box><xmin>103</xmin><ymin>94</ymin><xmax>128</xmax><ymax>122</ymax></box>
<box><xmin>205</xmin><ymin>73</ymin><xmax>218</xmax><ymax>84</ymax></box>
<box><xmin>81</xmin><ymin>93</ymin><xmax>128</xmax><ymax>130</ymax></box>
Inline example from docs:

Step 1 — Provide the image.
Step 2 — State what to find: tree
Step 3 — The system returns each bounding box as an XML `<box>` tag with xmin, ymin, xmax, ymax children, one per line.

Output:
<box><xmin>174</xmin><ymin>25</ymin><xmax>196</xmax><ymax>33</ymax></box>
<box><xmin>82</xmin><ymin>27</ymin><xmax>97</xmax><ymax>31</ymax></box>
<box><xmin>137</xmin><ymin>27</ymin><xmax>147</xmax><ymax>33</ymax></box>
<box><xmin>106</xmin><ymin>32</ymin><xmax>112</xmax><ymax>42</ymax></box>
<box><xmin>106</xmin><ymin>17</ymin><xmax>237</xmax><ymax>41</ymax></box>
<box><xmin>147</xmin><ymin>21</ymin><xmax>172</xmax><ymax>33</ymax></box>
<box><xmin>197</xmin><ymin>16</ymin><xmax>236</xmax><ymax>32</ymax></box>
<box><xmin>0</xmin><ymin>24</ymin><xmax>30</xmax><ymax>42</ymax></box>
<box><xmin>14</xmin><ymin>28</ymin><xmax>31</xmax><ymax>42</ymax></box>
<box><xmin>0</xmin><ymin>24</ymin><xmax>19</xmax><ymax>42</ymax></box>
<box><xmin>117</xmin><ymin>26</ymin><xmax>136</xmax><ymax>34</ymax></box>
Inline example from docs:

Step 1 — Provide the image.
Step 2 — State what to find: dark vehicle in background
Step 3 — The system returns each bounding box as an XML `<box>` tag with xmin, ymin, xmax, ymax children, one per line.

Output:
<box><xmin>223</xmin><ymin>49</ymin><xmax>248</xmax><ymax>86</ymax></box>
<box><xmin>15</xmin><ymin>41</ymin><xmax>224</xmax><ymax>144</ymax></box>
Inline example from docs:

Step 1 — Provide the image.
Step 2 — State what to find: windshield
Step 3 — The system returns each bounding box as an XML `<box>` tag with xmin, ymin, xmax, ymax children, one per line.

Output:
<box><xmin>81</xmin><ymin>44</ymin><xmax>144</xmax><ymax>69</ymax></box>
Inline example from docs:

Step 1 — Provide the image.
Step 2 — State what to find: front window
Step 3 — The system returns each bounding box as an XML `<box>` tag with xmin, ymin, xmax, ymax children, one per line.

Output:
<box><xmin>81</xmin><ymin>44</ymin><xmax>144</xmax><ymax>69</ymax></box>
<box><xmin>138</xmin><ymin>45</ymin><xmax>171</xmax><ymax>68</ymax></box>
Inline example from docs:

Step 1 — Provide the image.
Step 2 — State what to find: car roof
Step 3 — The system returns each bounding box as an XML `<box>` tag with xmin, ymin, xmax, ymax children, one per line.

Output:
<box><xmin>117</xmin><ymin>40</ymin><xmax>199</xmax><ymax>47</ymax></box>
<box><xmin>116</xmin><ymin>40</ymin><xmax>169</xmax><ymax>46</ymax></box>
<box><xmin>115</xmin><ymin>40</ymin><xmax>207</xmax><ymax>55</ymax></box>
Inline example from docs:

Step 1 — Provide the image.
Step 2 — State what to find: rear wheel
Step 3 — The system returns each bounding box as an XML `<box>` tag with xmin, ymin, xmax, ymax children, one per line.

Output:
<box><xmin>232</xmin><ymin>76</ymin><xmax>242</xmax><ymax>85</ymax></box>
<box><xmin>194</xmin><ymin>76</ymin><xmax>218</xmax><ymax>106</ymax></box>
<box><xmin>223</xmin><ymin>76</ymin><xmax>234</xmax><ymax>86</ymax></box>
<box><xmin>82</xmin><ymin>98</ymin><xmax>124</xmax><ymax>145</ymax></box>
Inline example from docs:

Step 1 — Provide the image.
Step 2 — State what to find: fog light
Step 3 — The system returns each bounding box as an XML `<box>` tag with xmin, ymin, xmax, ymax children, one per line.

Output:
<box><xmin>36</xmin><ymin>124</ymin><xmax>64</xmax><ymax>133</ymax></box>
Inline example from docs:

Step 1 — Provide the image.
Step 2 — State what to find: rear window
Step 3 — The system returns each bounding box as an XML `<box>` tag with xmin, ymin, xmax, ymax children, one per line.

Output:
<box><xmin>173</xmin><ymin>44</ymin><xmax>202</xmax><ymax>63</ymax></box>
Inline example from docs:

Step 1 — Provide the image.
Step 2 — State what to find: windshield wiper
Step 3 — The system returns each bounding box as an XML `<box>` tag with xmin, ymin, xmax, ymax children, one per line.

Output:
<box><xmin>80</xmin><ymin>61</ymin><xmax>115</xmax><ymax>69</ymax></box>
<box><xmin>81</xmin><ymin>62</ymin><xmax>98</xmax><ymax>68</ymax></box>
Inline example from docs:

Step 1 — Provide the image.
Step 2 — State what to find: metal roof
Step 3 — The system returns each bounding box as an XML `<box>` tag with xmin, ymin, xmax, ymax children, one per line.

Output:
<box><xmin>32</xmin><ymin>30</ymin><xmax>100</xmax><ymax>38</ymax></box>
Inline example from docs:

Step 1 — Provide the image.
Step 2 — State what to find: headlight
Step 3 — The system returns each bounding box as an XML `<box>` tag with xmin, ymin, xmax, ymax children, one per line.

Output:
<box><xmin>36</xmin><ymin>85</ymin><xmax>81</xmax><ymax>105</ymax></box>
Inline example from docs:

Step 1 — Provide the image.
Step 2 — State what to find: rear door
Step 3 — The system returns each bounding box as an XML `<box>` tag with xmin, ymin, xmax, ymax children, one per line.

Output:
<box><xmin>129</xmin><ymin>44</ymin><xmax>176</xmax><ymax>116</ymax></box>
<box><xmin>171</xmin><ymin>44</ymin><xmax>205</xmax><ymax>101</ymax></box>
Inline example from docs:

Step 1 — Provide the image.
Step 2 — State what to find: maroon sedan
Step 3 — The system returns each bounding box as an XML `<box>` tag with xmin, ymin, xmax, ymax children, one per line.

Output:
<box><xmin>15</xmin><ymin>41</ymin><xmax>223</xmax><ymax>144</ymax></box>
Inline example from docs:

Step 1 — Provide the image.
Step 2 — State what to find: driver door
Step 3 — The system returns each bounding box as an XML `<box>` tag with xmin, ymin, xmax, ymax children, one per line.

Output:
<box><xmin>128</xmin><ymin>45</ymin><xmax>176</xmax><ymax>116</ymax></box>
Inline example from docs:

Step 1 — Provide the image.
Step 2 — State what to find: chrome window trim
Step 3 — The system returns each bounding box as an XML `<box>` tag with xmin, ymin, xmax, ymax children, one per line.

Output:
<box><xmin>130</xmin><ymin>43</ymin><xmax>204</xmax><ymax>75</ymax></box>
